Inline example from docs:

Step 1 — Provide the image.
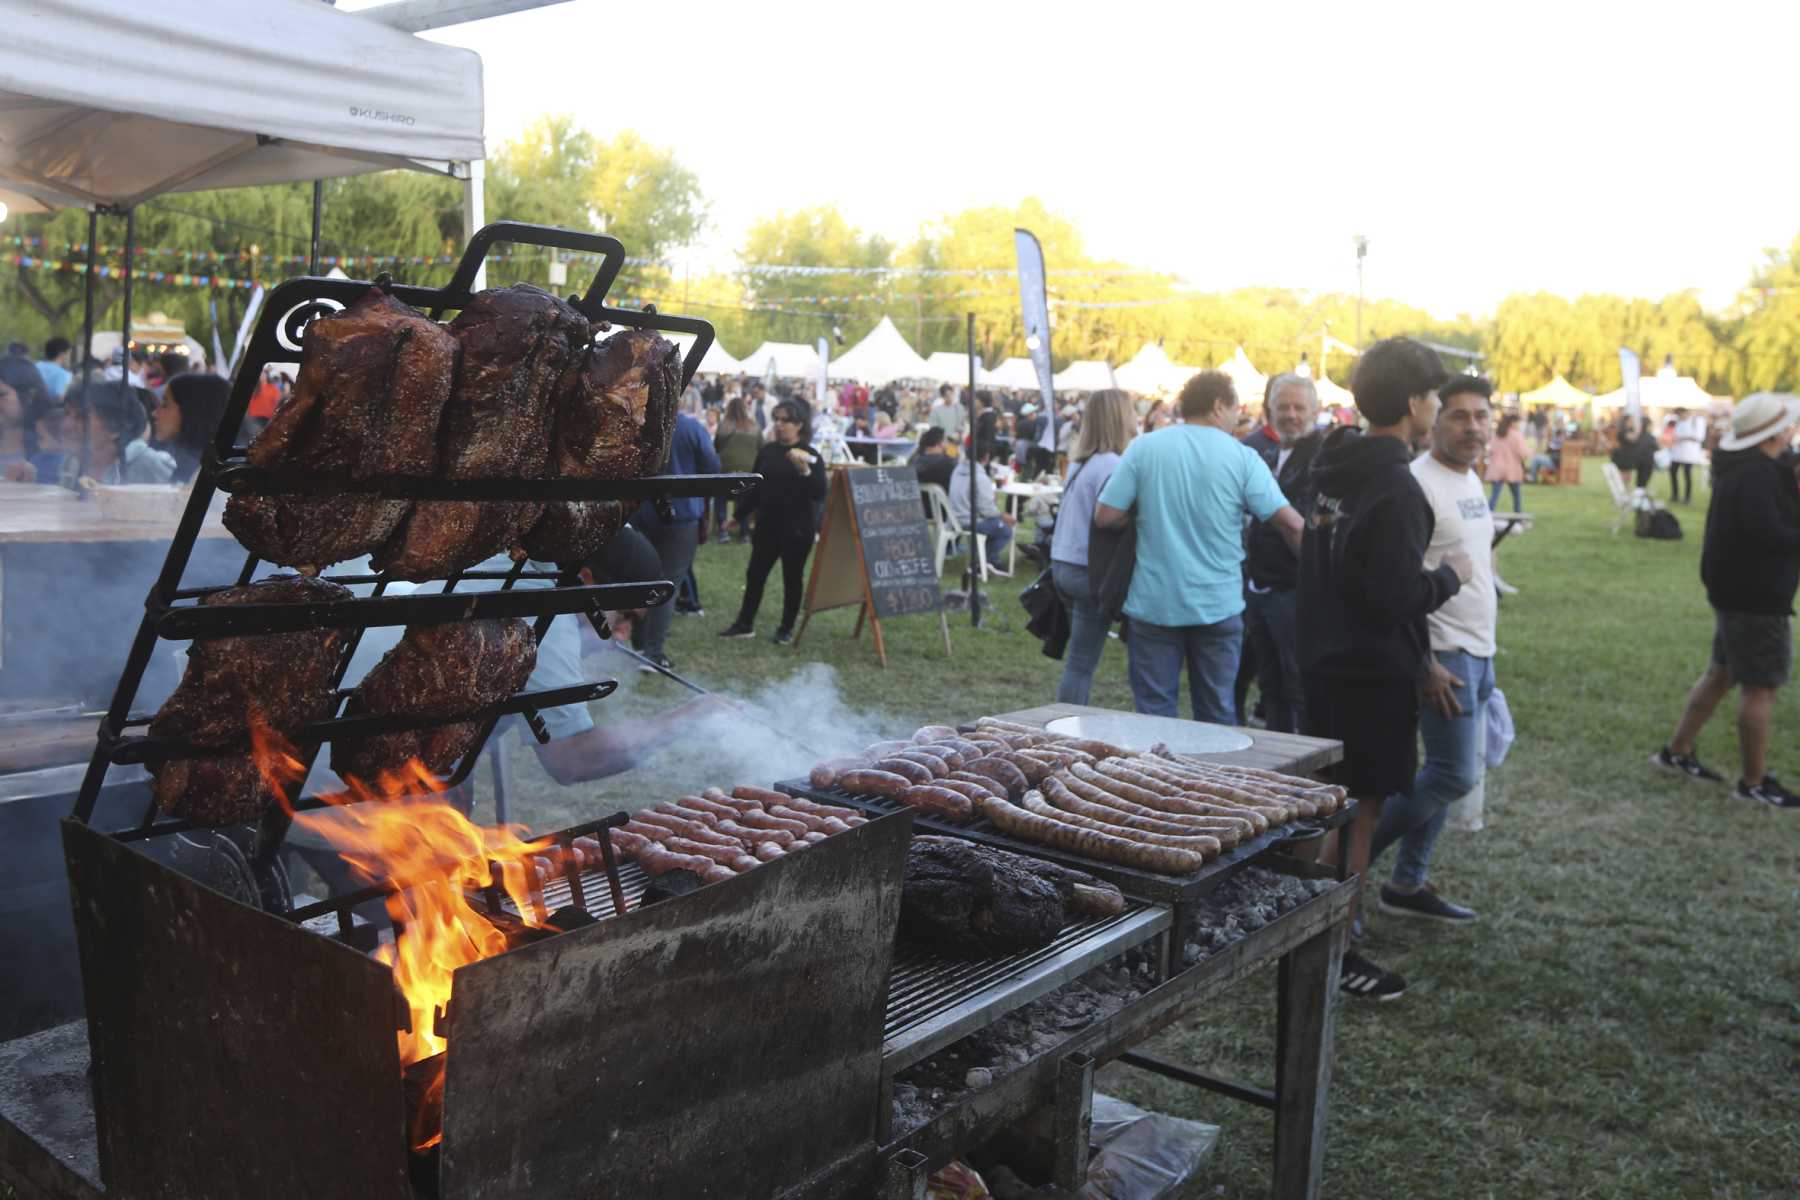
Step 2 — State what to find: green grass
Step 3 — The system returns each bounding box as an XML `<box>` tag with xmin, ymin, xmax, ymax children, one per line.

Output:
<box><xmin>486</xmin><ymin>462</ymin><xmax>1799</xmax><ymax>1199</ymax></box>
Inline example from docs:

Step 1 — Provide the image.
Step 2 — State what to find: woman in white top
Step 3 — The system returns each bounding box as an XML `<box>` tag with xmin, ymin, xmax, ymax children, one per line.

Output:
<box><xmin>1049</xmin><ymin>389</ymin><xmax>1137</xmax><ymax>704</ymax></box>
<box><xmin>1668</xmin><ymin>406</ymin><xmax>1707</xmax><ymax>505</ymax></box>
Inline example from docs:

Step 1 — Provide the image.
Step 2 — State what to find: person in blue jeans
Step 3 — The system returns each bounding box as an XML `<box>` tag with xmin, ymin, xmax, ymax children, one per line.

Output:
<box><xmin>1095</xmin><ymin>370</ymin><xmax>1302</xmax><ymax>723</ymax></box>
<box><xmin>1049</xmin><ymin>390</ymin><xmax>1137</xmax><ymax>703</ymax></box>
<box><xmin>1368</xmin><ymin>375</ymin><xmax>1501</xmax><ymax>924</ymax></box>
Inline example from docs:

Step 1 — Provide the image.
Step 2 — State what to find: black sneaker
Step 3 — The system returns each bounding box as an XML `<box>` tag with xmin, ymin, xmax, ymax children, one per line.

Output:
<box><xmin>1378</xmin><ymin>882</ymin><xmax>1478</xmax><ymax>924</ymax></box>
<box><xmin>1651</xmin><ymin>746</ymin><xmax>1725</xmax><ymax>783</ymax></box>
<box><xmin>636</xmin><ymin>652</ymin><xmax>674</xmax><ymax>675</ymax></box>
<box><xmin>1338</xmin><ymin>951</ymin><xmax>1406</xmax><ymax>1001</ymax></box>
<box><xmin>771</xmin><ymin>627</ymin><xmax>794</xmax><ymax>646</ymax></box>
<box><xmin>718</xmin><ymin>621</ymin><xmax>755</xmax><ymax>639</ymax></box>
<box><xmin>1734</xmin><ymin>775</ymin><xmax>1800</xmax><ymax>809</ymax></box>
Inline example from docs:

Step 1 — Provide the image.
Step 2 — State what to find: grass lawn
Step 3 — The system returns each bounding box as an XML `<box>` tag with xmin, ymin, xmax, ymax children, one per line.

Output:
<box><xmin>472</xmin><ymin>460</ymin><xmax>1798</xmax><ymax>1197</ymax></box>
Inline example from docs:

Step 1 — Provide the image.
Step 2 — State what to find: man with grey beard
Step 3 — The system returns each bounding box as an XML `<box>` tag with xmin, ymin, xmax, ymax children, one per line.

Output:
<box><xmin>1242</xmin><ymin>373</ymin><xmax>1323</xmax><ymax>732</ymax></box>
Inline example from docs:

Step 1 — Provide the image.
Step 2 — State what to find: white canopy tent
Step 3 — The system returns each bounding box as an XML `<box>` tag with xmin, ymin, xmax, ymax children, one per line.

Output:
<box><xmin>1218</xmin><ymin>346</ymin><xmax>1268</xmax><ymax>405</ymax></box>
<box><xmin>738</xmin><ymin>341</ymin><xmax>821</xmax><ymax>378</ymax></box>
<box><xmin>1593</xmin><ymin>370</ymin><xmax>1718</xmax><ymax>412</ymax></box>
<box><xmin>921</xmin><ymin>351</ymin><xmax>991</xmax><ymax>386</ymax></box>
<box><xmin>827</xmin><ymin>316</ymin><xmax>931</xmax><ymax>384</ymax></box>
<box><xmin>1112</xmin><ymin>342</ymin><xmax>1195</xmax><ymax>396</ymax></box>
<box><xmin>0</xmin><ymin>0</ymin><xmax>485</xmax><ymax>378</ymax></box>
<box><xmin>984</xmin><ymin>357</ymin><xmax>1042</xmax><ymax>390</ymax></box>
<box><xmin>669</xmin><ymin>333</ymin><xmax>743</xmax><ymax>376</ymax></box>
<box><xmin>1312</xmin><ymin>374</ymin><xmax>1355</xmax><ymax>410</ymax></box>
<box><xmin>1051</xmin><ymin>360</ymin><xmax>1116</xmax><ymax>393</ymax></box>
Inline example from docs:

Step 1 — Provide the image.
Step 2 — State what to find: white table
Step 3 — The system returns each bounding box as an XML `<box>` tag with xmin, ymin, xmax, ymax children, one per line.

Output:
<box><xmin>996</xmin><ymin>480</ymin><xmax>1064</xmax><ymax>575</ymax></box>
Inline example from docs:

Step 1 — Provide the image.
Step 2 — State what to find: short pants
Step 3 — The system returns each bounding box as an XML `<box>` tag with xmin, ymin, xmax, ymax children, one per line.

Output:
<box><xmin>1711</xmin><ymin>609</ymin><xmax>1792</xmax><ymax>687</ymax></box>
<box><xmin>1304</xmin><ymin>675</ymin><xmax>1420</xmax><ymax>799</ymax></box>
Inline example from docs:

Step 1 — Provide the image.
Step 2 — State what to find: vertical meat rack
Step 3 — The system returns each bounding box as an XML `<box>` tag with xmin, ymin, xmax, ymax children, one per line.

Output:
<box><xmin>65</xmin><ymin>221</ymin><xmax>757</xmax><ymax>925</ymax></box>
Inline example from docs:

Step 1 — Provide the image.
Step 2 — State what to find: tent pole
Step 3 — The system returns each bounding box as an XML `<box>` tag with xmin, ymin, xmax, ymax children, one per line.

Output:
<box><xmin>80</xmin><ymin>209</ymin><xmax>97</xmax><ymax>396</ymax></box>
<box><xmin>310</xmin><ymin>180</ymin><xmax>323</xmax><ymax>273</ymax></box>
<box><xmin>462</xmin><ymin>159</ymin><xmax>486</xmax><ymax>290</ymax></box>
<box><xmin>120</xmin><ymin>208</ymin><xmax>135</xmax><ymax>382</ymax></box>
<box><xmin>966</xmin><ymin>312</ymin><xmax>979</xmax><ymax>628</ymax></box>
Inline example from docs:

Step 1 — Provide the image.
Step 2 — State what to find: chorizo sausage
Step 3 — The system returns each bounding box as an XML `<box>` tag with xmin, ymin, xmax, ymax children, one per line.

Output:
<box><xmin>1022</xmin><ymin>790</ymin><xmax>1220</xmax><ymax>858</ymax></box>
<box><xmin>913</xmin><ymin>743</ymin><xmax>968</xmax><ymax>771</ymax></box>
<box><xmin>1114</xmin><ymin>760</ymin><xmax>1292</xmax><ymax>823</ymax></box>
<box><xmin>912</xmin><ymin>724</ymin><xmax>961</xmax><ymax>744</ymax></box>
<box><xmin>837</xmin><ymin>768</ymin><xmax>912</xmax><ymax>799</ymax></box>
<box><xmin>892</xmin><ymin>749</ymin><xmax>951</xmax><ymax>777</ymax></box>
<box><xmin>994</xmin><ymin>750</ymin><xmax>1054</xmax><ymax>785</ymax></box>
<box><xmin>731</xmin><ymin>784</ymin><xmax>797</xmax><ymax>808</ymax></box>
<box><xmin>977</xmin><ymin>795</ymin><xmax>1206</xmax><ymax>875</ymax></box>
<box><xmin>779</xmin><ymin>795</ymin><xmax>867</xmax><ymax>825</ymax></box>
<box><xmin>1042</xmin><ymin>775</ymin><xmax>1245</xmax><ymax>847</ymax></box>
<box><xmin>963</xmin><ymin>755</ymin><xmax>1029</xmax><ymax>798</ymax></box>
<box><xmin>769</xmin><ymin>803</ymin><xmax>849</xmax><ymax>835</ymax></box>
<box><xmin>930</xmin><ymin>777</ymin><xmax>1003</xmax><ymax>807</ymax></box>
<box><xmin>662</xmin><ymin>835</ymin><xmax>758</xmax><ymax>873</ymax></box>
<box><xmin>636</xmin><ymin>809</ymin><xmax>742</xmax><ymax>847</ymax></box>
<box><xmin>870</xmin><ymin>757</ymin><xmax>934</xmax><ymax>785</ymax></box>
<box><xmin>1065</xmin><ymin>763</ymin><xmax>1266</xmax><ymax>832</ymax></box>
<box><xmin>753</xmin><ymin>841</ymin><xmax>786</xmax><ymax>861</ymax></box>
<box><xmin>862</xmin><ymin>740</ymin><xmax>911</xmax><ymax>760</ymax></box>
<box><xmin>897</xmin><ymin>784</ymin><xmax>974</xmax><ymax>823</ymax></box>
<box><xmin>728</xmin><ymin>806</ymin><xmax>812</xmax><ymax>839</ymax></box>
<box><xmin>612</xmin><ymin>829</ymin><xmax>733</xmax><ymax>882</ymax></box>
<box><xmin>808</xmin><ymin>758</ymin><xmax>864</xmax><ymax>789</ymax></box>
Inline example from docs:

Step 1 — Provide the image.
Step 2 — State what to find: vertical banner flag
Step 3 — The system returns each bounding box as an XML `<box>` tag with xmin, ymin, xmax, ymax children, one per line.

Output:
<box><xmin>1619</xmin><ymin>347</ymin><xmax>1642</xmax><ymax>424</ymax></box>
<box><xmin>228</xmin><ymin>284</ymin><xmax>266</xmax><ymax>378</ymax></box>
<box><xmin>209</xmin><ymin>298</ymin><xmax>228</xmax><ymax>379</ymax></box>
<box><xmin>1014</xmin><ymin>229</ymin><xmax>1058</xmax><ymax>454</ymax></box>
<box><xmin>817</xmin><ymin>336</ymin><xmax>831</xmax><ymax>415</ymax></box>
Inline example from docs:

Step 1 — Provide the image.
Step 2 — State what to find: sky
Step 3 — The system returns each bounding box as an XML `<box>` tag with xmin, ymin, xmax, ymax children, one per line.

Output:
<box><xmin>360</xmin><ymin>0</ymin><xmax>1796</xmax><ymax>318</ymax></box>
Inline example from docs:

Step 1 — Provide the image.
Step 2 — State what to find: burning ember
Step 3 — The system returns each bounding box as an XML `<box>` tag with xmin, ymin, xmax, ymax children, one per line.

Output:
<box><xmin>253</xmin><ymin>723</ymin><xmax>556</xmax><ymax>1148</ymax></box>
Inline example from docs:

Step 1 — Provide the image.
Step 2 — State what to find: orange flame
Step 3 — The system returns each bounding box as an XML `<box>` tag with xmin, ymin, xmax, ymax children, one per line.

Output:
<box><xmin>250</xmin><ymin>721</ymin><xmax>555</xmax><ymax>1146</ymax></box>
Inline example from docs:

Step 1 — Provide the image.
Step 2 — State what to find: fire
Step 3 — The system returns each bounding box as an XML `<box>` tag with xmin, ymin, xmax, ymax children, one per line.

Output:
<box><xmin>250</xmin><ymin>721</ymin><xmax>555</xmax><ymax>1146</ymax></box>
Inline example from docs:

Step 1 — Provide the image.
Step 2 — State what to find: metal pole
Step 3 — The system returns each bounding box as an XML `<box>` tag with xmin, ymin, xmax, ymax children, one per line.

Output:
<box><xmin>310</xmin><ymin>179</ymin><xmax>324</xmax><ymax>274</ymax></box>
<box><xmin>80</xmin><ymin>208</ymin><xmax>98</xmax><ymax>469</ymax></box>
<box><xmin>966</xmin><ymin>313</ymin><xmax>979</xmax><ymax>627</ymax></box>
<box><xmin>120</xmin><ymin>208</ymin><xmax>135</xmax><ymax>381</ymax></box>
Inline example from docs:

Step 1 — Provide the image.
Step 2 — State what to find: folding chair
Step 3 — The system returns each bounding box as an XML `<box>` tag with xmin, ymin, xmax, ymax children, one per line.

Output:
<box><xmin>921</xmin><ymin>483</ymin><xmax>994</xmax><ymax>582</ymax></box>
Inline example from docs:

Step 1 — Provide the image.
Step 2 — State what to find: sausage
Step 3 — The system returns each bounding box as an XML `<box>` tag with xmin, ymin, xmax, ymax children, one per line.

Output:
<box><xmin>1065</xmin><ymin>763</ymin><xmax>1266</xmax><ymax>833</ymax></box>
<box><xmin>611</xmin><ymin>829</ymin><xmax>733</xmax><ymax>882</ymax></box>
<box><xmin>1161</xmin><ymin>750</ymin><xmax>1348</xmax><ymax>804</ymax></box>
<box><xmin>659</xmin><ymin>803</ymin><xmax>771</xmax><ymax>848</ymax></box>
<box><xmin>974</xmin><ymin>718</ymin><xmax>1045</xmax><ymax>736</ymax></box>
<box><xmin>837</xmin><ymin>769</ymin><xmax>912</xmax><ymax>799</ymax></box>
<box><xmin>892</xmin><ymin>749</ymin><xmax>951</xmax><ymax>778</ymax></box>
<box><xmin>779</xmin><ymin>796</ymin><xmax>868</xmax><ymax>825</ymax></box>
<box><xmin>967</xmin><ymin>738</ymin><xmax>1011</xmax><ymax>756</ymax></box>
<box><xmin>862</xmin><ymin>740</ymin><xmax>911</xmax><ymax>759</ymax></box>
<box><xmin>1018</xmin><ymin>747</ymin><xmax>1090</xmax><ymax>772</ymax></box>
<box><xmin>634</xmin><ymin>810</ymin><xmax>743</xmax><ymax>847</ymax></box>
<box><xmin>731</xmin><ymin>784</ymin><xmax>798</xmax><ymax>808</ymax></box>
<box><xmin>1057</xmin><ymin>737</ymin><xmax>1132</xmax><ymax>760</ymax></box>
<box><xmin>870</xmin><ymin>757</ymin><xmax>934</xmax><ymax>785</ymax></box>
<box><xmin>1022</xmin><ymin>790</ymin><xmax>1220</xmax><ymax>857</ymax></box>
<box><xmin>934</xmin><ymin>737</ymin><xmax>986</xmax><ymax>763</ymax></box>
<box><xmin>727</xmin><ymin>806</ymin><xmax>813</xmax><ymax>839</ymax></box>
<box><xmin>752</xmin><ymin>841</ymin><xmax>786</xmax><ymax>862</ymax></box>
<box><xmin>912</xmin><ymin>724</ymin><xmax>960</xmax><ymax>743</ymax></box>
<box><xmin>661</xmin><ymin>835</ymin><xmax>759</xmax><ymax>873</ymax></box>
<box><xmin>1151</xmin><ymin>759</ymin><xmax>1323</xmax><ymax>817</ymax></box>
<box><xmin>963</xmin><ymin>755</ymin><xmax>1030</xmax><ymax>798</ymax></box>
<box><xmin>944</xmin><ymin>770</ymin><xmax>1007</xmax><ymax>801</ymax></box>
<box><xmin>809</xmin><ymin>758</ymin><xmax>864</xmax><ymax>789</ymax></box>
<box><xmin>929</xmin><ymin>777</ymin><xmax>1004</xmax><ymax>807</ymax></box>
<box><xmin>897</xmin><ymin>784</ymin><xmax>974</xmax><ymax>823</ymax></box>
<box><xmin>994</xmin><ymin>750</ymin><xmax>1053</xmax><ymax>785</ymax></box>
<box><xmin>768</xmin><ymin>803</ymin><xmax>850</xmax><ymax>835</ymax></box>
<box><xmin>977</xmin><ymin>795</ymin><xmax>1206</xmax><ymax>875</ymax></box>
<box><xmin>1042</xmin><ymin>775</ymin><xmax>1245</xmax><ymax>847</ymax></box>
<box><xmin>672</xmin><ymin>795</ymin><xmax>740</xmax><ymax>822</ymax></box>
<box><xmin>1113</xmin><ymin>760</ymin><xmax>1292</xmax><ymax>823</ymax></box>
<box><xmin>913</xmin><ymin>742</ymin><xmax>968</xmax><ymax>771</ymax></box>
<box><xmin>660</xmin><ymin>806</ymin><xmax>794</xmax><ymax>850</ymax></box>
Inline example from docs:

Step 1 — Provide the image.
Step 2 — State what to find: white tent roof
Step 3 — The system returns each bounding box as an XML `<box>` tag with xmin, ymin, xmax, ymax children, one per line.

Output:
<box><xmin>921</xmin><ymin>351</ymin><xmax>990</xmax><ymax>386</ymax></box>
<box><xmin>0</xmin><ymin>0</ymin><xmax>485</xmax><ymax>211</ymax></box>
<box><xmin>1112</xmin><ymin>342</ymin><xmax>1195</xmax><ymax>396</ymax></box>
<box><xmin>984</xmin><ymin>357</ymin><xmax>1043</xmax><ymax>390</ymax></box>
<box><xmin>827</xmin><ymin>316</ymin><xmax>931</xmax><ymax>384</ymax></box>
<box><xmin>1219</xmin><ymin>347</ymin><xmax>1268</xmax><ymax>405</ymax></box>
<box><xmin>1052</xmin><ymin>360</ymin><xmax>1116</xmax><ymax>393</ymax></box>
<box><xmin>1313</xmin><ymin>374</ymin><xmax>1355</xmax><ymax>409</ymax></box>
<box><xmin>669</xmin><ymin>333</ymin><xmax>743</xmax><ymax>376</ymax></box>
<box><xmin>1593</xmin><ymin>370</ymin><xmax>1717</xmax><ymax>411</ymax></box>
<box><xmin>738</xmin><ymin>341</ymin><xmax>820</xmax><ymax>378</ymax></box>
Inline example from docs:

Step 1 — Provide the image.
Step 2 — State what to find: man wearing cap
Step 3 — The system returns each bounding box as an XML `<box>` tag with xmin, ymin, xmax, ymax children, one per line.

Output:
<box><xmin>1654</xmin><ymin>392</ymin><xmax>1800</xmax><ymax>807</ymax></box>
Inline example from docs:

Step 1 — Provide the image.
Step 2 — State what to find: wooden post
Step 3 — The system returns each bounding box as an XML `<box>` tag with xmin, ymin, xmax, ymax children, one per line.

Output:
<box><xmin>1272</xmin><ymin>924</ymin><xmax>1344</xmax><ymax>1200</ymax></box>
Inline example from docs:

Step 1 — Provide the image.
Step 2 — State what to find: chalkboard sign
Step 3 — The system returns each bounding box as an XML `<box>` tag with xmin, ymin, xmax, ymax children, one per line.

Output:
<box><xmin>796</xmin><ymin>466</ymin><xmax>950</xmax><ymax>666</ymax></box>
<box><xmin>844</xmin><ymin>468</ymin><xmax>941</xmax><ymax>620</ymax></box>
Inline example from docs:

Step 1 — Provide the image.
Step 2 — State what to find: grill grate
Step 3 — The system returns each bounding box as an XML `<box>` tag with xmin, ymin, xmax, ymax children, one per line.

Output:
<box><xmin>496</xmin><ymin>858</ymin><xmax>652</xmax><ymax>924</ymax></box>
<box><xmin>882</xmin><ymin>904</ymin><xmax>1169</xmax><ymax>1073</ymax></box>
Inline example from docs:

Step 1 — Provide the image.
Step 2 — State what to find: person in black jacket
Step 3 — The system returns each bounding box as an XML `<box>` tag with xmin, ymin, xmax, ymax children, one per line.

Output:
<box><xmin>719</xmin><ymin>399</ymin><xmax>828</xmax><ymax>645</ymax></box>
<box><xmin>1243</xmin><ymin>373</ymin><xmax>1324</xmax><ymax>734</ymax></box>
<box><xmin>1298</xmin><ymin>338</ymin><xmax>1474</xmax><ymax>1002</ymax></box>
<box><xmin>1654</xmin><ymin>393</ymin><xmax>1800</xmax><ymax>807</ymax></box>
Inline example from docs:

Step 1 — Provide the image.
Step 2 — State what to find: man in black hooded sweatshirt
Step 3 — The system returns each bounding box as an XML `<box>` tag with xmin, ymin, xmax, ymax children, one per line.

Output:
<box><xmin>1298</xmin><ymin>338</ymin><xmax>1473</xmax><ymax>1001</ymax></box>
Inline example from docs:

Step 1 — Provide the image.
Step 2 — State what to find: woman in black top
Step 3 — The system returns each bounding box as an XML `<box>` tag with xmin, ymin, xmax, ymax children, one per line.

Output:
<box><xmin>719</xmin><ymin>399</ymin><xmax>826</xmax><ymax>644</ymax></box>
<box><xmin>153</xmin><ymin>371</ymin><xmax>232</xmax><ymax>483</ymax></box>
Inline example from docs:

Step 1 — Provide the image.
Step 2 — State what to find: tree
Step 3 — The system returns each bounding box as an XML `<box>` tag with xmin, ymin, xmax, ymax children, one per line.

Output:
<box><xmin>737</xmin><ymin>206</ymin><xmax>893</xmax><ymax>348</ymax></box>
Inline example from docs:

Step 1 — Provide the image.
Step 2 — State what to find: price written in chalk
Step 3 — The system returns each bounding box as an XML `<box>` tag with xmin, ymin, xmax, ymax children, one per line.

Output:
<box><xmin>844</xmin><ymin>466</ymin><xmax>943</xmax><ymax>620</ymax></box>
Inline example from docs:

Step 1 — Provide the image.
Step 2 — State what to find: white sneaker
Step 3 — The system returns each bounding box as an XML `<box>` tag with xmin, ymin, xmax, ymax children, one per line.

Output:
<box><xmin>1495</xmin><ymin>577</ymin><xmax>1520</xmax><ymax>596</ymax></box>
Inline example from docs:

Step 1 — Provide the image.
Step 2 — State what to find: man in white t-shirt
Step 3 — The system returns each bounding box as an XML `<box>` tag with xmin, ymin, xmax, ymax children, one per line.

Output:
<box><xmin>1668</xmin><ymin>406</ymin><xmax>1708</xmax><ymax>505</ymax></box>
<box><xmin>1369</xmin><ymin>375</ymin><xmax>1498</xmax><ymax>924</ymax></box>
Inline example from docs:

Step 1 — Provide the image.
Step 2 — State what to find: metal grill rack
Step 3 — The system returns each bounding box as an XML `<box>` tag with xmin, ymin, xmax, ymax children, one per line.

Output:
<box><xmin>66</xmin><ymin>221</ymin><xmax>759</xmax><ymax>925</ymax></box>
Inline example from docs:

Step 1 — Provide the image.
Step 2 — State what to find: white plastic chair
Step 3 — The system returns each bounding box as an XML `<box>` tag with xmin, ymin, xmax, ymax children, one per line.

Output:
<box><xmin>921</xmin><ymin>483</ymin><xmax>993</xmax><ymax>582</ymax></box>
<box><xmin>1602</xmin><ymin>461</ymin><xmax>1663</xmax><ymax>535</ymax></box>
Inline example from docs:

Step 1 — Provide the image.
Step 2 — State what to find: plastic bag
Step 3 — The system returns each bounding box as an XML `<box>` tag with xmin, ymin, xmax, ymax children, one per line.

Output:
<box><xmin>1078</xmin><ymin>1093</ymin><xmax>1219</xmax><ymax>1200</ymax></box>
<box><xmin>1447</xmin><ymin>709</ymin><xmax>1486</xmax><ymax>833</ymax></box>
<box><xmin>1485</xmin><ymin>687</ymin><xmax>1514</xmax><ymax>769</ymax></box>
<box><xmin>927</xmin><ymin>1160</ymin><xmax>991</xmax><ymax>1199</ymax></box>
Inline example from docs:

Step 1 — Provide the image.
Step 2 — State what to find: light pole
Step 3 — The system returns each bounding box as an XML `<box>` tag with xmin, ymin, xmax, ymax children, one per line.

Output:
<box><xmin>1353</xmin><ymin>235</ymin><xmax>1368</xmax><ymax>348</ymax></box>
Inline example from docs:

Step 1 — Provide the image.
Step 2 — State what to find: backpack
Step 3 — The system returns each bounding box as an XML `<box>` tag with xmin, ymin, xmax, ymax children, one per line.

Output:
<box><xmin>1636</xmin><ymin>507</ymin><xmax>1682</xmax><ymax>540</ymax></box>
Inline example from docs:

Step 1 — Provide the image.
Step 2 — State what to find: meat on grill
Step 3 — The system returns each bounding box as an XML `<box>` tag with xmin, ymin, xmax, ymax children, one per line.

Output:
<box><xmin>550</xmin><ymin>326</ymin><xmax>682</xmax><ymax>480</ymax></box>
<box><xmin>521</xmin><ymin>499</ymin><xmax>626</xmax><ymax>567</ymax></box>
<box><xmin>332</xmin><ymin>618</ymin><xmax>537</xmax><ymax>785</ymax></box>
<box><xmin>224</xmin><ymin>286</ymin><xmax>457</xmax><ymax>569</ymax></box>
<box><xmin>899</xmin><ymin>837</ymin><xmax>1085</xmax><ymax>957</ymax></box>
<box><xmin>376</xmin><ymin>286</ymin><xmax>589</xmax><ymax>580</ymax></box>
<box><xmin>150</xmin><ymin>574</ymin><xmax>353</xmax><ymax>823</ymax></box>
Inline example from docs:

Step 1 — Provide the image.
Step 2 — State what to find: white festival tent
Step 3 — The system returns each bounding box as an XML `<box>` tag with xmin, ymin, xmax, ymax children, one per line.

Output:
<box><xmin>668</xmin><ymin>333</ymin><xmax>743</xmax><ymax>375</ymax></box>
<box><xmin>1218</xmin><ymin>346</ymin><xmax>1268</xmax><ymax>404</ymax></box>
<box><xmin>1051</xmin><ymin>360</ymin><xmax>1116</xmax><ymax>393</ymax></box>
<box><xmin>1312</xmin><ymin>374</ymin><xmax>1355</xmax><ymax>410</ymax></box>
<box><xmin>921</xmin><ymin>351</ymin><xmax>991</xmax><ymax>386</ymax></box>
<box><xmin>0</xmin><ymin>0</ymin><xmax>485</xmax><ymax>368</ymax></box>
<box><xmin>984</xmin><ymin>357</ymin><xmax>1044</xmax><ymax>390</ymax></box>
<box><xmin>1592</xmin><ymin>369</ymin><xmax>1717</xmax><ymax>412</ymax></box>
<box><xmin>826</xmin><ymin>316</ymin><xmax>932</xmax><ymax>384</ymax></box>
<box><xmin>1111</xmin><ymin>342</ymin><xmax>1195</xmax><ymax>396</ymax></box>
<box><xmin>738</xmin><ymin>341</ymin><xmax>821</xmax><ymax>378</ymax></box>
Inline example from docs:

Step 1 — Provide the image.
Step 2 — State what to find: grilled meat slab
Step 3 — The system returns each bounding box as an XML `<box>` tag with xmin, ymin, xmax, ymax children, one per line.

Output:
<box><xmin>521</xmin><ymin>499</ymin><xmax>626</xmax><ymax>567</ymax></box>
<box><xmin>551</xmin><ymin>326</ymin><xmax>682</xmax><ymax>480</ymax></box>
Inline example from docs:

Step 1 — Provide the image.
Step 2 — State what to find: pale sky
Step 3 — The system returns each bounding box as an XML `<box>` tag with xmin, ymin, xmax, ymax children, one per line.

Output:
<box><xmin>372</xmin><ymin>0</ymin><xmax>1794</xmax><ymax>318</ymax></box>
